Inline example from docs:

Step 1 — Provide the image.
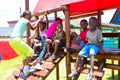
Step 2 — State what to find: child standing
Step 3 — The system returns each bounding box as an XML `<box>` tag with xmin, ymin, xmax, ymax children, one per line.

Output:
<box><xmin>9</xmin><ymin>11</ymin><xmax>47</xmax><ymax>77</ymax></box>
<box><xmin>69</xmin><ymin>17</ymin><xmax>104</xmax><ymax>80</ymax></box>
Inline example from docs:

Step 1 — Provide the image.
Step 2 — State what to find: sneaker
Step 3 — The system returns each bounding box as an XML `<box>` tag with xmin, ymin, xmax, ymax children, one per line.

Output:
<box><xmin>33</xmin><ymin>54</ymin><xmax>38</xmax><ymax>57</ymax></box>
<box><xmin>52</xmin><ymin>54</ymin><xmax>57</xmax><ymax>60</ymax></box>
<box><xmin>33</xmin><ymin>63</ymin><xmax>43</xmax><ymax>70</ymax></box>
<box><xmin>68</xmin><ymin>71</ymin><xmax>78</xmax><ymax>77</ymax></box>
<box><xmin>29</xmin><ymin>68</ymin><xmax>36</xmax><ymax>73</ymax></box>
<box><xmin>23</xmin><ymin>66</ymin><xmax>30</xmax><ymax>76</ymax></box>
<box><xmin>20</xmin><ymin>73</ymin><xmax>28</xmax><ymax>79</ymax></box>
<box><xmin>86</xmin><ymin>73</ymin><xmax>93</xmax><ymax>80</ymax></box>
<box><xmin>23</xmin><ymin>66</ymin><xmax>35</xmax><ymax>76</ymax></box>
<box><xmin>62</xmin><ymin>47</ymin><xmax>67</xmax><ymax>52</ymax></box>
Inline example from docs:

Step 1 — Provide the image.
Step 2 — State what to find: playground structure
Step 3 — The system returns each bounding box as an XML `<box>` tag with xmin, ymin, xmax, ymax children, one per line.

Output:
<box><xmin>5</xmin><ymin>0</ymin><xmax>120</xmax><ymax>80</ymax></box>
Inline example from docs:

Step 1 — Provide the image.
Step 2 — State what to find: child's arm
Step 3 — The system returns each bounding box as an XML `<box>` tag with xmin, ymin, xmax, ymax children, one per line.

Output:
<box><xmin>28</xmin><ymin>12</ymin><xmax>47</xmax><ymax>30</ymax></box>
<box><xmin>99</xmin><ymin>41</ymin><xmax>104</xmax><ymax>53</ymax></box>
<box><xmin>29</xmin><ymin>28</ymin><xmax>38</xmax><ymax>39</ymax></box>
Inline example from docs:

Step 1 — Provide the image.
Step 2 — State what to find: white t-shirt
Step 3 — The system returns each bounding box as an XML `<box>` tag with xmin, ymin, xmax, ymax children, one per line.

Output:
<box><xmin>87</xmin><ymin>29</ymin><xmax>103</xmax><ymax>45</ymax></box>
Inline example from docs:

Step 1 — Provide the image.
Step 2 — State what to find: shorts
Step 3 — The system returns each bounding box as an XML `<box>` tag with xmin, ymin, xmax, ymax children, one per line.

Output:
<box><xmin>9</xmin><ymin>38</ymin><xmax>34</xmax><ymax>59</ymax></box>
<box><xmin>59</xmin><ymin>41</ymin><xmax>65</xmax><ymax>47</ymax></box>
<box><xmin>71</xmin><ymin>41</ymin><xmax>85</xmax><ymax>47</ymax></box>
<box><xmin>78</xmin><ymin>41</ymin><xmax>85</xmax><ymax>46</ymax></box>
<box><xmin>79</xmin><ymin>44</ymin><xmax>99</xmax><ymax>58</ymax></box>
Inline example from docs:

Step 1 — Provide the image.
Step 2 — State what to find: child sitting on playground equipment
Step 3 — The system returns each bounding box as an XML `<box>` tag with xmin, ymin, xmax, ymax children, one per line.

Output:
<box><xmin>65</xmin><ymin>19</ymin><xmax>89</xmax><ymax>51</ymax></box>
<box><xmin>68</xmin><ymin>17</ymin><xmax>104</xmax><ymax>80</ymax></box>
<box><xmin>30</xmin><ymin>21</ymin><xmax>47</xmax><ymax>56</ymax></box>
<box><xmin>46</xmin><ymin>22</ymin><xmax>66</xmax><ymax>60</ymax></box>
<box><xmin>32</xmin><ymin>18</ymin><xmax>62</xmax><ymax>70</ymax></box>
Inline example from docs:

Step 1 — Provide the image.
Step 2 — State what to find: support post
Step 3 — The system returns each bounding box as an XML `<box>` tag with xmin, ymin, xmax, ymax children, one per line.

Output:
<box><xmin>97</xmin><ymin>10</ymin><xmax>102</xmax><ymax>29</ymax></box>
<box><xmin>25</xmin><ymin>0</ymin><xmax>31</xmax><ymax>45</ymax></box>
<box><xmin>54</xmin><ymin>12</ymin><xmax>60</xmax><ymax>80</ymax></box>
<box><xmin>118</xmin><ymin>61</ymin><xmax>120</xmax><ymax>80</ymax></box>
<box><xmin>64</xmin><ymin>5</ymin><xmax>71</xmax><ymax>80</ymax></box>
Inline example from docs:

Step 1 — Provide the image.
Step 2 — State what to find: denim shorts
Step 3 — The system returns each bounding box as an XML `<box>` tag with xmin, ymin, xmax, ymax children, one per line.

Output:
<box><xmin>79</xmin><ymin>44</ymin><xmax>99</xmax><ymax>58</ymax></box>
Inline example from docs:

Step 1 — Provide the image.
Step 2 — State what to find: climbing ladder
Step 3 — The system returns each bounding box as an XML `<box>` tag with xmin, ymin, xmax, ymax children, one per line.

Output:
<box><xmin>7</xmin><ymin>50</ymin><xmax>66</xmax><ymax>80</ymax></box>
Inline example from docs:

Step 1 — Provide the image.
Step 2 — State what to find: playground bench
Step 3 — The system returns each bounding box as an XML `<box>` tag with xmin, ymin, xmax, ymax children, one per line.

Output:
<box><xmin>70</xmin><ymin>32</ymin><xmax>120</xmax><ymax>80</ymax></box>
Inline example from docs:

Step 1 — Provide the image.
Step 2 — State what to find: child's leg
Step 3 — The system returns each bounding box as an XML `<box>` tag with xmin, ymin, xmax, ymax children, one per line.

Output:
<box><xmin>9</xmin><ymin>38</ymin><xmax>34</xmax><ymax>76</ymax></box>
<box><xmin>89</xmin><ymin>45</ymin><xmax>99</xmax><ymax>74</ymax></box>
<box><xmin>74</xmin><ymin>55</ymin><xmax>82</xmax><ymax>71</ymax></box>
<box><xmin>46</xmin><ymin>39</ymin><xmax>52</xmax><ymax>54</ymax></box>
<box><xmin>86</xmin><ymin>45</ymin><xmax>99</xmax><ymax>80</ymax></box>
<box><xmin>53</xmin><ymin>40</ymin><xmax>60</xmax><ymax>54</ymax></box>
<box><xmin>77</xmin><ymin>57</ymin><xmax>87</xmax><ymax>72</ymax></box>
<box><xmin>52</xmin><ymin>40</ymin><xmax>60</xmax><ymax>60</ymax></box>
<box><xmin>89</xmin><ymin>54</ymin><xmax>94</xmax><ymax>74</ymax></box>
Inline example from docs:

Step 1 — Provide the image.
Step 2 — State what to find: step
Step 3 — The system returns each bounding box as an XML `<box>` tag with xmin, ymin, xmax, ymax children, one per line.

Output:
<box><xmin>41</xmin><ymin>63</ymin><xmax>55</xmax><ymax>70</ymax></box>
<box><xmin>82</xmin><ymin>68</ymin><xmax>104</xmax><ymax>77</ymax></box>
<box><xmin>12</xmin><ymin>70</ymin><xmax>21</xmax><ymax>78</ymax></box>
<box><xmin>45</xmin><ymin>51</ymin><xmax>65</xmax><ymax>62</ymax></box>
<box><xmin>7</xmin><ymin>76</ymin><xmax>16</xmax><ymax>80</ymax></box>
<box><xmin>45</xmin><ymin>57</ymin><xmax>61</xmax><ymax>63</ymax></box>
<box><xmin>34</xmin><ymin>69</ymin><xmax>49</xmax><ymax>78</ymax></box>
<box><xmin>26</xmin><ymin>75</ymin><xmax>42</xmax><ymax>80</ymax></box>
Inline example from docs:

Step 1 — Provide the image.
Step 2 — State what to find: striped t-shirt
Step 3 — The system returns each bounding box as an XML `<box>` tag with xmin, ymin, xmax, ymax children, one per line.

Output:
<box><xmin>11</xmin><ymin>18</ymin><xmax>29</xmax><ymax>38</ymax></box>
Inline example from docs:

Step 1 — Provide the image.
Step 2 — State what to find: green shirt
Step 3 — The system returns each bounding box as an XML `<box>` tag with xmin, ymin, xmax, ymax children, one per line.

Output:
<box><xmin>11</xmin><ymin>18</ymin><xmax>29</xmax><ymax>38</ymax></box>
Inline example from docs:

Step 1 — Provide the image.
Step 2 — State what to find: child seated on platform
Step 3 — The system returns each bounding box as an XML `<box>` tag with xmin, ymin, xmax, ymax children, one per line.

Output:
<box><xmin>68</xmin><ymin>17</ymin><xmax>104</xmax><ymax>80</ymax></box>
<box><xmin>46</xmin><ymin>22</ymin><xmax>66</xmax><ymax>60</ymax></box>
<box><xmin>30</xmin><ymin>21</ymin><xmax>47</xmax><ymax>56</ymax></box>
<box><xmin>65</xmin><ymin>19</ymin><xmax>89</xmax><ymax>51</ymax></box>
<box><xmin>32</xmin><ymin>18</ymin><xmax>62</xmax><ymax>70</ymax></box>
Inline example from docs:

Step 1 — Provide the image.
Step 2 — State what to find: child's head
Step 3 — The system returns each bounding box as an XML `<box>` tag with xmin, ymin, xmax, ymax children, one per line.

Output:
<box><xmin>80</xmin><ymin>19</ymin><xmax>88</xmax><ymax>30</ymax></box>
<box><xmin>39</xmin><ymin>21</ymin><xmax>46</xmax><ymax>31</ymax></box>
<box><xmin>56</xmin><ymin>23</ymin><xmax>63</xmax><ymax>32</ymax></box>
<box><xmin>55</xmin><ymin>17</ymin><xmax>62</xmax><ymax>23</ymax></box>
<box><xmin>89</xmin><ymin>17</ymin><xmax>98</xmax><ymax>30</ymax></box>
<box><xmin>21</xmin><ymin>10</ymin><xmax>32</xmax><ymax>20</ymax></box>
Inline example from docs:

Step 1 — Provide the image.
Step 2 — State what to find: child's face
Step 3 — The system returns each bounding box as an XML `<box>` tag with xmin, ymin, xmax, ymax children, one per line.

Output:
<box><xmin>26</xmin><ymin>13</ymin><xmax>32</xmax><ymax>20</ymax></box>
<box><xmin>39</xmin><ymin>24</ymin><xmax>45</xmax><ymax>31</ymax></box>
<box><xmin>56</xmin><ymin>23</ymin><xmax>63</xmax><ymax>32</ymax></box>
<box><xmin>80</xmin><ymin>21</ymin><xmax>88</xmax><ymax>29</ymax></box>
<box><xmin>89</xmin><ymin>18</ymin><xmax>97</xmax><ymax>30</ymax></box>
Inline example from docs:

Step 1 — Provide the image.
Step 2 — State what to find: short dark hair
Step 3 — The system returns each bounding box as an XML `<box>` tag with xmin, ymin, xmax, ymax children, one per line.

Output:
<box><xmin>39</xmin><ymin>21</ymin><xmax>46</xmax><ymax>27</ymax></box>
<box><xmin>21</xmin><ymin>10</ymin><xmax>31</xmax><ymax>17</ymax></box>
<box><xmin>55</xmin><ymin>17</ymin><xmax>62</xmax><ymax>22</ymax></box>
<box><xmin>80</xmin><ymin>19</ymin><xmax>87</xmax><ymax>23</ymax></box>
<box><xmin>89</xmin><ymin>17</ymin><xmax>97</xmax><ymax>22</ymax></box>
